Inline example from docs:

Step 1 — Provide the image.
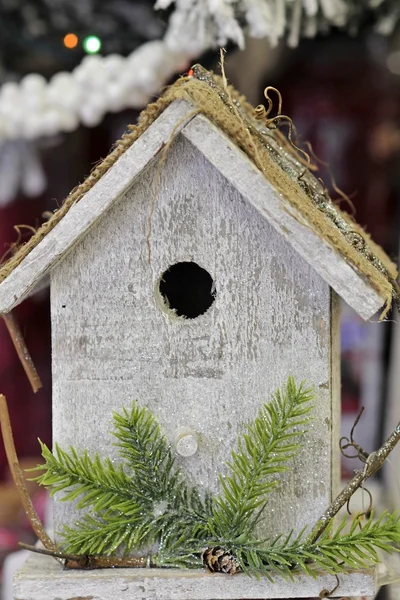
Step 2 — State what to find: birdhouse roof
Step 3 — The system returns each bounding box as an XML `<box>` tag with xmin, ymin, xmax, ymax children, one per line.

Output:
<box><xmin>0</xmin><ymin>65</ymin><xmax>397</xmax><ymax>320</ymax></box>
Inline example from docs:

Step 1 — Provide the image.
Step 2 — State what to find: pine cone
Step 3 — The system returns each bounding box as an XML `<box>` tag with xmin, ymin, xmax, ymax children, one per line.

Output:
<box><xmin>202</xmin><ymin>546</ymin><xmax>241</xmax><ymax>575</ymax></box>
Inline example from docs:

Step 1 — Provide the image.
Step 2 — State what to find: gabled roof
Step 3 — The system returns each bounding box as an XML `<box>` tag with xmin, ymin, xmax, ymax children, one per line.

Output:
<box><xmin>0</xmin><ymin>65</ymin><xmax>397</xmax><ymax>320</ymax></box>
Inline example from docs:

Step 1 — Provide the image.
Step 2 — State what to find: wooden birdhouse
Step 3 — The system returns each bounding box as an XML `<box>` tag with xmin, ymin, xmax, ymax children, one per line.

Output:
<box><xmin>0</xmin><ymin>65</ymin><xmax>398</xmax><ymax>600</ymax></box>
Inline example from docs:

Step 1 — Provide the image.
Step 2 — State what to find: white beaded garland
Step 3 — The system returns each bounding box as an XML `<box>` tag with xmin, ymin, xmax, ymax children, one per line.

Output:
<box><xmin>0</xmin><ymin>40</ymin><xmax>193</xmax><ymax>143</ymax></box>
<box><xmin>21</xmin><ymin>73</ymin><xmax>47</xmax><ymax>93</ymax></box>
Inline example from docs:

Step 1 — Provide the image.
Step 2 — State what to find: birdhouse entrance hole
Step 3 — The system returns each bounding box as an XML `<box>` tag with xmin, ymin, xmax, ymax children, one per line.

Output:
<box><xmin>159</xmin><ymin>262</ymin><xmax>215</xmax><ymax>319</ymax></box>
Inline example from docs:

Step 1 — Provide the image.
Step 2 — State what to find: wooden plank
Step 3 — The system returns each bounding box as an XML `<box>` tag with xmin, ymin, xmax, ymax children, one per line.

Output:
<box><xmin>0</xmin><ymin>101</ymin><xmax>197</xmax><ymax>314</ymax></box>
<box><xmin>181</xmin><ymin>115</ymin><xmax>385</xmax><ymax>320</ymax></box>
<box><xmin>330</xmin><ymin>291</ymin><xmax>341</xmax><ymax>499</ymax></box>
<box><xmin>14</xmin><ymin>552</ymin><xmax>376</xmax><ymax>600</ymax></box>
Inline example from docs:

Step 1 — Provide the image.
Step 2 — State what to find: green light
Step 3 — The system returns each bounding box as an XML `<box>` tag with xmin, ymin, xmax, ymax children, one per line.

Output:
<box><xmin>83</xmin><ymin>35</ymin><xmax>102</xmax><ymax>54</ymax></box>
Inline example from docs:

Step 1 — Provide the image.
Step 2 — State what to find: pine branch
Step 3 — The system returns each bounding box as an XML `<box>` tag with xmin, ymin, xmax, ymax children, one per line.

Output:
<box><xmin>229</xmin><ymin>511</ymin><xmax>400</xmax><ymax>580</ymax></box>
<box><xmin>33</xmin><ymin>441</ymin><xmax>142</xmax><ymax>514</ymax></box>
<box><xmin>112</xmin><ymin>403</ymin><xmax>211</xmax><ymax>534</ymax></box>
<box><xmin>61</xmin><ymin>513</ymin><xmax>159</xmax><ymax>556</ymax></box>
<box><xmin>32</xmin><ymin>439</ymin><xmax>159</xmax><ymax>553</ymax></box>
<box><xmin>34</xmin><ymin>403</ymin><xmax>211</xmax><ymax>555</ymax></box>
<box><xmin>211</xmin><ymin>377</ymin><xmax>314</xmax><ymax>539</ymax></box>
<box><xmin>112</xmin><ymin>403</ymin><xmax>174</xmax><ymax>502</ymax></box>
<box><xmin>157</xmin><ymin>511</ymin><xmax>400</xmax><ymax>579</ymax></box>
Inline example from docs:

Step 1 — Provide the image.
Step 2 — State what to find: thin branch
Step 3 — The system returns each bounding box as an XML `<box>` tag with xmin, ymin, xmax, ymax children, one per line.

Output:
<box><xmin>307</xmin><ymin>421</ymin><xmax>400</xmax><ymax>544</ymax></box>
<box><xmin>18</xmin><ymin>543</ymin><xmax>150</xmax><ymax>569</ymax></box>
<box><xmin>0</xmin><ymin>394</ymin><xmax>57</xmax><ymax>553</ymax></box>
<box><xmin>66</xmin><ymin>556</ymin><xmax>151</xmax><ymax>569</ymax></box>
<box><xmin>2</xmin><ymin>312</ymin><xmax>42</xmax><ymax>393</ymax></box>
<box><xmin>18</xmin><ymin>543</ymin><xmax>80</xmax><ymax>560</ymax></box>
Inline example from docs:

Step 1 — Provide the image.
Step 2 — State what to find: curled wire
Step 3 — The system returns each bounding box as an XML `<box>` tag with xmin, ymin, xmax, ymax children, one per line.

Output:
<box><xmin>265</xmin><ymin>114</ymin><xmax>312</xmax><ymax>167</ymax></box>
<box><xmin>340</xmin><ymin>407</ymin><xmax>373</xmax><ymax>524</ymax></box>
<box><xmin>346</xmin><ymin>486</ymin><xmax>373</xmax><ymax>519</ymax></box>
<box><xmin>255</xmin><ymin>86</ymin><xmax>283</xmax><ymax>121</ymax></box>
<box><xmin>340</xmin><ymin>407</ymin><xmax>369</xmax><ymax>461</ymax></box>
<box><xmin>319</xmin><ymin>574</ymin><xmax>340</xmax><ymax>598</ymax></box>
<box><xmin>254</xmin><ymin>87</ymin><xmax>316</xmax><ymax>170</ymax></box>
<box><xmin>345</xmin><ymin>231</ymin><xmax>366</xmax><ymax>251</ymax></box>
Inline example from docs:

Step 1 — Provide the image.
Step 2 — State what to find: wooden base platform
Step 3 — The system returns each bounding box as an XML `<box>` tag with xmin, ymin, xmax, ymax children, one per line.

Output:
<box><xmin>14</xmin><ymin>551</ymin><xmax>375</xmax><ymax>600</ymax></box>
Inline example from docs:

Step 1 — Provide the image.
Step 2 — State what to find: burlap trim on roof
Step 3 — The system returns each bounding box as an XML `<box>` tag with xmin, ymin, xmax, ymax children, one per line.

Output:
<box><xmin>0</xmin><ymin>68</ymin><xmax>397</xmax><ymax>315</ymax></box>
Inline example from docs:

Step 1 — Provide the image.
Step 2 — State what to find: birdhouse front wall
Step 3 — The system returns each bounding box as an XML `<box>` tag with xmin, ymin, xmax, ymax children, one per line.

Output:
<box><xmin>50</xmin><ymin>133</ymin><xmax>339</xmax><ymax>541</ymax></box>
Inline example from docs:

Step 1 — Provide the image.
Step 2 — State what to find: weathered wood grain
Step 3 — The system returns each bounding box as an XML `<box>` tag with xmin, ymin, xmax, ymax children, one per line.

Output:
<box><xmin>330</xmin><ymin>292</ymin><xmax>341</xmax><ymax>498</ymax></box>
<box><xmin>0</xmin><ymin>101</ymin><xmax>197</xmax><ymax>314</ymax></box>
<box><xmin>51</xmin><ymin>134</ymin><xmax>334</xmax><ymax>544</ymax></box>
<box><xmin>14</xmin><ymin>552</ymin><xmax>376</xmax><ymax>600</ymax></box>
<box><xmin>181</xmin><ymin>115</ymin><xmax>384</xmax><ymax>320</ymax></box>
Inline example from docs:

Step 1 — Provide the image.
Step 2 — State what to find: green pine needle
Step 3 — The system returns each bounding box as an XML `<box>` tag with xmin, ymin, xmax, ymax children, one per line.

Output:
<box><xmin>61</xmin><ymin>513</ymin><xmax>151</xmax><ymax>556</ymax></box>
<box><xmin>33</xmin><ymin>402</ymin><xmax>210</xmax><ymax>555</ymax></box>
<box><xmin>33</xmin><ymin>441</ymin><xmax>140</xmax><ymax>514</ymax></box>
<box><xmin>211</xmin><ymin>376</ymin><xmax>314</xmax><ymax>539</ymax></box>
<box><xmin>228</xmin><ymin>511</ymin><xmax>400</xmax><ymax>580</ymax></box>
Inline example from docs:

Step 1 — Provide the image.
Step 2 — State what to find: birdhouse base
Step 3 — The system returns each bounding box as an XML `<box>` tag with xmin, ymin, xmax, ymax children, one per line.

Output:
<box><xmin>14</xmin><ymin>551</ymin><xmax>375</xmax><ymax>599</ymax></box>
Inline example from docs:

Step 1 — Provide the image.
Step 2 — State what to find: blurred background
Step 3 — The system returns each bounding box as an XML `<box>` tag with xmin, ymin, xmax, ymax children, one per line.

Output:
<box><xmin>0</xmin><ymin>2</ymin><xmax>400</xmax><ymax>599</ymax></box>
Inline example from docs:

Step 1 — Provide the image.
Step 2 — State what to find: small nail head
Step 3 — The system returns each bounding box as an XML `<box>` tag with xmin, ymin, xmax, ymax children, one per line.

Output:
<box><xmin>175</xmin><ymin>429</ymin><xmax>198</xmax><ymax>457</ymax></box>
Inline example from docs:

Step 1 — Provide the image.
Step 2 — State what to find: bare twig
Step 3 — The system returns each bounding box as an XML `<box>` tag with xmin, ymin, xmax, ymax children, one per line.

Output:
<box><xmin>66</xmin><ymin>555</ymin><xmax>151</xmax><ymax>569</ymax></box>
<box><xmin>19</xmin><ymin>542</ymin><xmax>151</xmax><ymax>569</ymax></box>
<box><xmin>18</xmin><ymin>543</ymin><xmax>78</xmax><ymax>560</ymax></box>
<box><xmin>2</xmin><ymin>312</ymin><xmax>43</xmax><ymax>393</ymax></box>
<box><xmin>0</xmin><ymin>395</ymin><xmax>56</xmax><ymax>552</ymax></box>
<box><xmin>307</xmin><ymin>421</ymin><xmax>400</xmax><ymax>544</ymax></box>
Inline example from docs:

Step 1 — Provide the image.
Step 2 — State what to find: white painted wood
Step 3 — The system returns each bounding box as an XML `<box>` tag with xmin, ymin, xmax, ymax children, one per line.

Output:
<box><xmin>0</xmin><ymin>101</ymin><xmax>385</xmax><ymax>319</ymax></box>
<box><xmin>0</xmin><ymin>101</ymin><xmax>197</xmax><ymax>315</ymax></box>
<box><xmin>181</xmin><ymin>115</ymin><xmax>385</xmax><ymax>320</ymax></box>
<box><xmin>14</xmin><ymin>552</ymin><xmax>376</xmax><ymax>600</ymax></box>
<box><xmin>51</xmin><ymin>134</ymin><xmax>333</xmax><ymax>553</ymax></box>
<box><xmin>330</xmin><ymin>292</ymin><xmax>341</xmax><ymax>498</ymax></box>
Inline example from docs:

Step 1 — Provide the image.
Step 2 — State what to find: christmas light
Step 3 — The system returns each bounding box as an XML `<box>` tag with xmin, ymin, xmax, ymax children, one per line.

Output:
<box><xmin>63</xmin><ymin>33</ymin><xmax>79</xmax><ymax>49</ymax></box>
<box><xmin>83</xmin><ymin>35</ymin><xmax>102</xmax><ymax>54</ymax></box>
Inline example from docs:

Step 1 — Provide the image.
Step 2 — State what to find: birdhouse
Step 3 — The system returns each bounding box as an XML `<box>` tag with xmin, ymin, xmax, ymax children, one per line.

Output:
<box><xmin>0</xmin><ymin>65</ymin><xmax>397</xmax><ymax>600</ymax></box>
